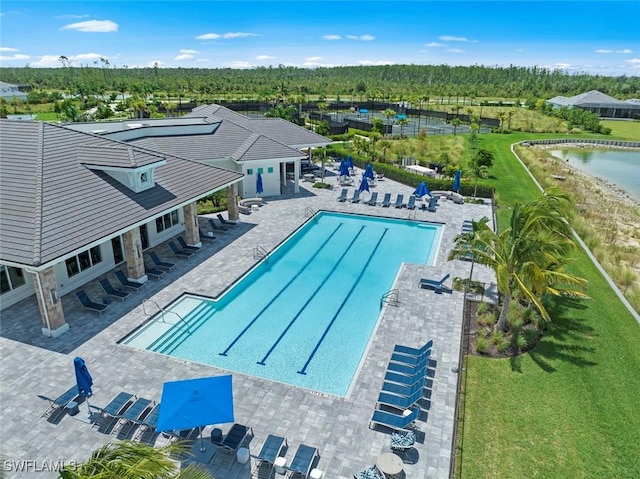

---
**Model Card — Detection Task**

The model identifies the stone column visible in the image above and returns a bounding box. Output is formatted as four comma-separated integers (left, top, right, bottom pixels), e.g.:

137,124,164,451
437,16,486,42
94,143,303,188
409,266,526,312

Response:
31,267,69,337
227,184,239,221
123,229,148,283
294,160,300,194
183,202,201,247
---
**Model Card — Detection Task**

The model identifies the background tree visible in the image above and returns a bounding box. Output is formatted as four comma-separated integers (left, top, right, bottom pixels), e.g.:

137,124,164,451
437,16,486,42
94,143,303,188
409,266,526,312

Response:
383,108,396,137
467,148,494,198
397,117,409,137
264,103,297,123
451,117,461,136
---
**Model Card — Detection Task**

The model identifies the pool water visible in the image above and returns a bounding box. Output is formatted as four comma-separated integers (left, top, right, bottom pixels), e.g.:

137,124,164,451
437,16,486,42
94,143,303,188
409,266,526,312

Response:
123,212,442,396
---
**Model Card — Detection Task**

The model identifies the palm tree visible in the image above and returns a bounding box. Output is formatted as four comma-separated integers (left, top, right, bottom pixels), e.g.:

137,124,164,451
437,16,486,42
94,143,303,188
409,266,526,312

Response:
383,109,396,137
497,110,508,133
59,440,214,479
264,104,297,123
449,191,589,332
451,117,461,136
397,117,409,137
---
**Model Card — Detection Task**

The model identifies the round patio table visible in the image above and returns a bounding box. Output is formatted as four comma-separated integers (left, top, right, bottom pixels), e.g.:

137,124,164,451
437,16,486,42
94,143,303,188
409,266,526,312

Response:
376,452,403,477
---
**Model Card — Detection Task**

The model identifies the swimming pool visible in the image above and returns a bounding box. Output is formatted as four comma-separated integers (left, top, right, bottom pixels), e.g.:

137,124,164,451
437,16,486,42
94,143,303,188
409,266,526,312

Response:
123,212,442,396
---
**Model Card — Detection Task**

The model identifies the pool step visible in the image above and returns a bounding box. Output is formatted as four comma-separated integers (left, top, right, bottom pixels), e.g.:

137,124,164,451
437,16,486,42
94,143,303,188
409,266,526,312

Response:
147,302,214,353
158,303,216,355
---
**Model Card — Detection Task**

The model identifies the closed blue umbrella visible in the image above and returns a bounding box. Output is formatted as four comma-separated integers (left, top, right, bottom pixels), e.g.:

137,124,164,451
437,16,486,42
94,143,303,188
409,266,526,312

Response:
256,172,264,196
358,176,369,193
339,160,350,177
74,356,93,415
364,163,375,179
413,181,429,198
157,375,234,452
347,156,353,170
453,170,461,192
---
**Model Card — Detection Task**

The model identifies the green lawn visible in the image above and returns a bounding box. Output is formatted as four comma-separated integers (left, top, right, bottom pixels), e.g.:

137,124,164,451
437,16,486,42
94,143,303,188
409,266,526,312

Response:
600,120,640,140
456,132,640,478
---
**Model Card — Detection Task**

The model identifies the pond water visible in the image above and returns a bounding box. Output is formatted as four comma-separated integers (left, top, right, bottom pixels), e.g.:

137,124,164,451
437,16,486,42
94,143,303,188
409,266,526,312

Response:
549,149,640,202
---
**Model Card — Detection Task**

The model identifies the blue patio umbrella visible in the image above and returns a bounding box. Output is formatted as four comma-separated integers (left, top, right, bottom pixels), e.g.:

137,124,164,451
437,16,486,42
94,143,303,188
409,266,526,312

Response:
347,156,354,170
74,356,93,415
413,181,429,198
358,176,369,193
157,375,234,452
453,170,461,193
256,172,264,196
364,163,375,179
339,160,350,177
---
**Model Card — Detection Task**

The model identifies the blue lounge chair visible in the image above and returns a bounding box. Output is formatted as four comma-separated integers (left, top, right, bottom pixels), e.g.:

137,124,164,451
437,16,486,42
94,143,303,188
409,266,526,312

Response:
394,339,433,358
353,466,385,479
168,241,194,259
117,397,154,435
93,392,135,429
212,423,254,469
217,213,237,227
385,367,427,387
199,227,216,242
377,388,423,411
406,195,417,210
390,429,417,453
115,270,145,291
177,236,201,253
251,434,287,477
144,263,165,279
149,252,175,270
38,386,82,420
366,191,378,206
100,278,130,301
370,407,419,431
350,189,361,203
390,351,430,367
75,290,109,315
427,195,438,212
381,377,426,398
337,188,348,202
286,444,319,478
135,402,161,438
419,273,451,294
394,194,405,208
381,193,392,207
208,217,230,232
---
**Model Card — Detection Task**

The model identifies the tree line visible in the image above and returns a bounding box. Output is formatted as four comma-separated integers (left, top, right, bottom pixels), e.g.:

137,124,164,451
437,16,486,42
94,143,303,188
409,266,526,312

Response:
2,63,638,103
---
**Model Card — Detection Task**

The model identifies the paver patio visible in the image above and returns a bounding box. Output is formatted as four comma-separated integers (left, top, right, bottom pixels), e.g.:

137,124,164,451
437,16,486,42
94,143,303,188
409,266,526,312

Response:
0,169,495,478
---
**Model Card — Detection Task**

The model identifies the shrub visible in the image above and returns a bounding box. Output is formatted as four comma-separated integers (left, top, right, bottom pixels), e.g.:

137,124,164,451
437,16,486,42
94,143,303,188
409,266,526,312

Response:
477,302,490,315
475,336,489,354
313,182,332,189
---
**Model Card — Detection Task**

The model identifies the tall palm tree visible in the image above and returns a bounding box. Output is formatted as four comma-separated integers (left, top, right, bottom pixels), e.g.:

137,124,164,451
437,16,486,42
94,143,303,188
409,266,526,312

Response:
397,117,409,137
449,191,589,331
59,440,214,479
264,104,297,123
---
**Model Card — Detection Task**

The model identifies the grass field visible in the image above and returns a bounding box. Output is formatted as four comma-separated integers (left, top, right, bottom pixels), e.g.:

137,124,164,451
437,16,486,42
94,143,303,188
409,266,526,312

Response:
600,120,640,140
455,132,640,479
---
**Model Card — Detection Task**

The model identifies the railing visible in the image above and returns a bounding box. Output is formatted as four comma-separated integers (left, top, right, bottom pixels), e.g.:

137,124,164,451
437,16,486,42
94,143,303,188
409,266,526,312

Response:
380,289,400,308
142,298,190,333
304,207,316,218
253,245,269,260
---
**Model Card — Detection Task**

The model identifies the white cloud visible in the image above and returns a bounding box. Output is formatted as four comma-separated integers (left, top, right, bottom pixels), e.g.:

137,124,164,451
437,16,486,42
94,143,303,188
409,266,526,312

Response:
625,58,640,66
425,42,446,47
196,32,257,40
0,54,30,61
359,59,395,66
554,63,572,69
439,35,472,42
446,49,464,53
305,56,322,62
175,54,195,61
30,55,63,67
347,35,358,40
0,47,19,52
61,20,118,33
73,53,103,61
55,14,90,19
360,34,375,41
148,60,168,68
323,34,342,40
196,33,221,40
223,60,253,69
256,55,276,60
179,49,198,54
596,48,633,54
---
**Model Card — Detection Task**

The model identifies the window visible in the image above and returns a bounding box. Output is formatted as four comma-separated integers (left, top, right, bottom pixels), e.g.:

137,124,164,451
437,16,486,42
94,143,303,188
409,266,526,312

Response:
111,236,124,264
0,266,26,295
247,169,253,175
257,168,264,174
65,246,103,278
267,167,274,173
155,211,179,233
140,172,148,183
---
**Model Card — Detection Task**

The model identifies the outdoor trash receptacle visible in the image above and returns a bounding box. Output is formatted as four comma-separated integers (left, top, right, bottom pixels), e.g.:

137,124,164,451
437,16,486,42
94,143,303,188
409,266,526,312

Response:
66,401,80,416
210,428,223,444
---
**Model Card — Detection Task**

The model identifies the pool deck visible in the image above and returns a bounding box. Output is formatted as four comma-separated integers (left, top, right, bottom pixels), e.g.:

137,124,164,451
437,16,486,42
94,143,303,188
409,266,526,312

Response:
0,170,496,478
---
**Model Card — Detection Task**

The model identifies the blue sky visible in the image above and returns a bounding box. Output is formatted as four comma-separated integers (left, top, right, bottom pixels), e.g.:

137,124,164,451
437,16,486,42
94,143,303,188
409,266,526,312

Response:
1,1,639,75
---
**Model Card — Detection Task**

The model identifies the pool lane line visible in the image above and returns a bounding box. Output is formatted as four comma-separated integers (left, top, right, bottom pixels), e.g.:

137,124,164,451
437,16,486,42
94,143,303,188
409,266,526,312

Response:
256,225,367,366
219,222,344,357
297,228,388,375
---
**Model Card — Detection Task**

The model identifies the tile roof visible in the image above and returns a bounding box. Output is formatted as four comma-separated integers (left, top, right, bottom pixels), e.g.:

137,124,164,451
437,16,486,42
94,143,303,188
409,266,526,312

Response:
0,121,243,268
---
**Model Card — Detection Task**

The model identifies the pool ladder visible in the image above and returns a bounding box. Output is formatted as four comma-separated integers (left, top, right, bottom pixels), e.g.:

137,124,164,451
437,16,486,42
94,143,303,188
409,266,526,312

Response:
380,289,400,308
253,245,269,260
304,207,316,218
142,298,191,333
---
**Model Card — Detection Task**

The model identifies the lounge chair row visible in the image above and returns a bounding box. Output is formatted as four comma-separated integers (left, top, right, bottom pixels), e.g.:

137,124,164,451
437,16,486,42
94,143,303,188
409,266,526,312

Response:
245,432,320,478
337,190,432,210
92,391,160,437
